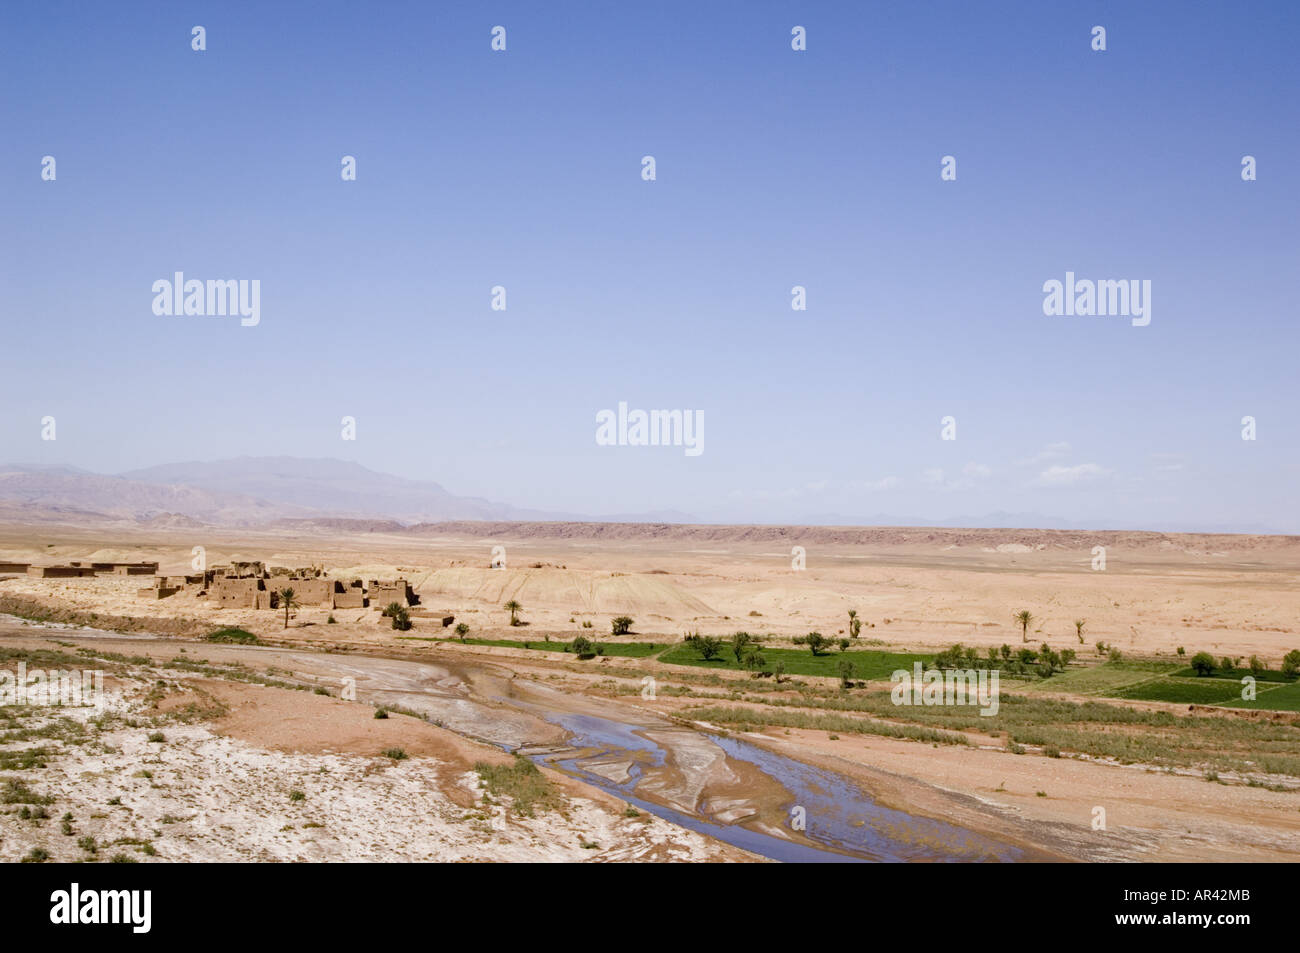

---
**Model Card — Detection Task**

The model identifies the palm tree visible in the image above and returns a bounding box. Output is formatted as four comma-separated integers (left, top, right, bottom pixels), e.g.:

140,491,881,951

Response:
847,609,861,638
1014,610,1034,643
1074,619,1086,643
279,587,297,630
504,599,522,626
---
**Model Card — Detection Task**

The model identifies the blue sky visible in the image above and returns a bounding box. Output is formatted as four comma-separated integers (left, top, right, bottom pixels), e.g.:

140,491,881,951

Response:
2,1,1297,531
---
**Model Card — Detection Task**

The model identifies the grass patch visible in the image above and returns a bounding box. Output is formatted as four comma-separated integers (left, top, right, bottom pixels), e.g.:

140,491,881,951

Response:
204,628,261,645
1225,682,1300,712
659,644,931,680
473,755,561,817
1022,660,1181,695
399,636,662,658
1172,666,1296,684
696,685,1300,779
1112,678,1249,706
1,779,54,805
682,704,971,746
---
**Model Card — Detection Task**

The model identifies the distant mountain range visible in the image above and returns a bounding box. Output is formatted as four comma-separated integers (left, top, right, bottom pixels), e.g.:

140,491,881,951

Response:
0,459,694,527
0,458,1283,535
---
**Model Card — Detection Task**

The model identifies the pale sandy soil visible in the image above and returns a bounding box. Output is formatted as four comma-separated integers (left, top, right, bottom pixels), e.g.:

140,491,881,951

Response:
0,651,752,863
2,522,1298,663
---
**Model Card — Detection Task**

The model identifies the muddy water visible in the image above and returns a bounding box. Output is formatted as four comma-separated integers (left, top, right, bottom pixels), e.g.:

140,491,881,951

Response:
4,623,1024,862
518,708,1023,863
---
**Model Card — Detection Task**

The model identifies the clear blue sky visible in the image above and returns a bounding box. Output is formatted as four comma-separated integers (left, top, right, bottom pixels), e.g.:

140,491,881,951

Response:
2,1,1297,531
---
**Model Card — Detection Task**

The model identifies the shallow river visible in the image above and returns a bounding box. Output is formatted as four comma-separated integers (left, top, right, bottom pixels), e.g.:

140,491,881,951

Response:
2,619,1025,863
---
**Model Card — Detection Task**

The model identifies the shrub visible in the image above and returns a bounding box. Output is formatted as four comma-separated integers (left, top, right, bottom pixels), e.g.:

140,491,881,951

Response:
570,635,596,659
793,631,831,656
205,628,260,645
382,748,408,761
1283,650,1300,678
289,790,306,802
454,622,470,641
147,731,165,743
1190,651,1216,676
374,708,389,719
390,607,412,631
684,633,724,660
474,755,559,817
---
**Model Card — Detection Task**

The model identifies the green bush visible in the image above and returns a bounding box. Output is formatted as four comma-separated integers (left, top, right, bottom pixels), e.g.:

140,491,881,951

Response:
793,632,831,656
684,633,724,660
205,628,260,645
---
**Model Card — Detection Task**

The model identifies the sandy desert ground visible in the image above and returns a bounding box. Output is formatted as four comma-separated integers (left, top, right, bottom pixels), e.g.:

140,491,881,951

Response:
2,519,1299,862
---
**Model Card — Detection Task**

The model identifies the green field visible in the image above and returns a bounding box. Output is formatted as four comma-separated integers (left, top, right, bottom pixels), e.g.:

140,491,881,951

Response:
1170,665,1294,683
1225,682,1300,712
1022,660,1181,695
656,643,930,680
1111,677,1250,705
397,636,663,658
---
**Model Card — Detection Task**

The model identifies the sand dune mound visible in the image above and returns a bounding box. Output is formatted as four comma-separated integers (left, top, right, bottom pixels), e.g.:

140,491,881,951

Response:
416,568,715,617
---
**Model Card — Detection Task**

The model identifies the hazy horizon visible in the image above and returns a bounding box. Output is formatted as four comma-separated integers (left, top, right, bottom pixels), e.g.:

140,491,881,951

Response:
1,455,1294,535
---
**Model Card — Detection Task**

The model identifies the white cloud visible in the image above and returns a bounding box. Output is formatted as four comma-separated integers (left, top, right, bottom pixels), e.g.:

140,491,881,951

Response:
1033,463,1113,486
1017,441,1072,466
1149,454,1185,473
923,464,990,491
